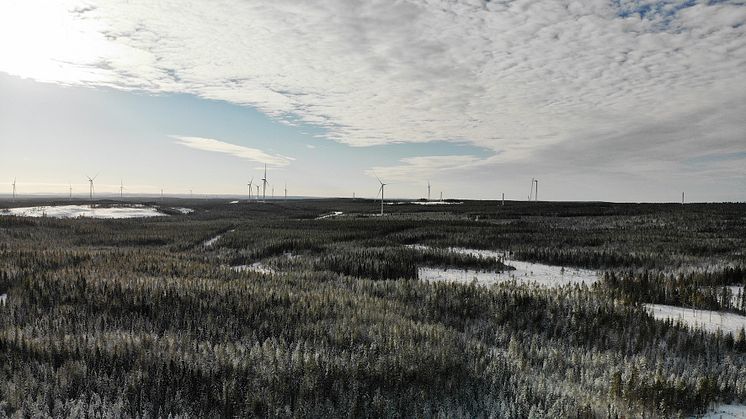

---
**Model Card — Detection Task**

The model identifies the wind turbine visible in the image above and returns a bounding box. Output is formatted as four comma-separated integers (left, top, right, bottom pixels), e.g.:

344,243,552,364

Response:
284,182,287,201
534,179,538,201
272,186,274,199
427,180,431,201
86,174,98,201
11,178,16,201
375,175,387,216
255,185,260,198
528,178,535,201
247,178,254,200
261,164,268,202
69,182,72,200
120,179,125,199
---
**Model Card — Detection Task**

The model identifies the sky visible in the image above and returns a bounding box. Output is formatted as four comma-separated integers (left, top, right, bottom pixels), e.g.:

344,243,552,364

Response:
0,0,745,202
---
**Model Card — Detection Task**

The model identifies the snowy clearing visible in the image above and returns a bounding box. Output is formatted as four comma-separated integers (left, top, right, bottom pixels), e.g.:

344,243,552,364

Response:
646,304,746,336
408,245,599,287
203,229,235,247
172,207,194,214
231,262,275,275
388,201,463,205
697,404,746,418
316,211,343,220
229,200,239,204
0,205,166,219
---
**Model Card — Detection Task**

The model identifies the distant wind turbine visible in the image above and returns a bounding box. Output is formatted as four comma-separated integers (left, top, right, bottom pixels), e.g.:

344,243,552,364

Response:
427,180,431,201
69,182,73,200
120,179,125,199
284,182,287,201
261,164,268,202
11,177,16,201
86,174,98,201
375,175,387,216
247,178,253,200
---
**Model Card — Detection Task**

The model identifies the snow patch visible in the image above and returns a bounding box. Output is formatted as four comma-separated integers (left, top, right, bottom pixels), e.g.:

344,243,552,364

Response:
231,262,275,275
316,211,343,220
387,201,463,205
203,229,235,247
1,205,166,219
645,304,746,336
229,200,239,204
0,294,6,306
697,404,746,418
172,207,194,214
409,245,599,288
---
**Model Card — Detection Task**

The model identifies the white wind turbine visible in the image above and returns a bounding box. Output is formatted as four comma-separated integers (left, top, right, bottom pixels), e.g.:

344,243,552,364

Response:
86,174,98,201
247,177,254,200
261,164,268,202
375,175,387,216
11,177,16,201
427,180,431,201
120,179,125,199
284,182,287,201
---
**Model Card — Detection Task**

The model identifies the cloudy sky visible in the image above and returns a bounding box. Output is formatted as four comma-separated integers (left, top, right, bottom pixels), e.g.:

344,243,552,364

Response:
1,0,744,201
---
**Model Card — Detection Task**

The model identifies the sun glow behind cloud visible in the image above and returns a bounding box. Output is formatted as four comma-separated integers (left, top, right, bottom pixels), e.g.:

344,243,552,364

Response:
171,135,293,167
0,1,115,84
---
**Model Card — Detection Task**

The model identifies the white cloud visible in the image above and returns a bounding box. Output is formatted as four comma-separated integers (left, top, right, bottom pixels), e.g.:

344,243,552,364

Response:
367,155,483,182
171,135,292,166
1,0,744,181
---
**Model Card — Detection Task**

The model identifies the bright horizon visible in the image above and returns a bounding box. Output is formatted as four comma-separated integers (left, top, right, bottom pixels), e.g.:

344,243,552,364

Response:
1,0,745,203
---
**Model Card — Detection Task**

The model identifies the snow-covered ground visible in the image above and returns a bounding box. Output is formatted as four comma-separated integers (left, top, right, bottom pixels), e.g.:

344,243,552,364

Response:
0,293,6,306
697,404,746,418
172,207,194,214
231,262,275,274
316,211,343,220
0,205,166,219
409,245,599,288
203,229,235,247
645,304,746,336
229,200,239,204
388,201,463,205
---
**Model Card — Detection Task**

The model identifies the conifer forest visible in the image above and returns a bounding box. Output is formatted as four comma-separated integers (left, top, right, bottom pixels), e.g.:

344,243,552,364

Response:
0,198,745,418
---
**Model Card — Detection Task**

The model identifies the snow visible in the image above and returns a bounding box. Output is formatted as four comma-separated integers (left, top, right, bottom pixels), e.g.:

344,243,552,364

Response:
410,201,463,205
387,201,463,205
172,207,194,214
0,205,166,219
645,304,746,336
408,245,599,288
316,211,343,220
229,200,239,204
697,404,746,418
0,294,6,306
203,229,235,247
231,262,275,274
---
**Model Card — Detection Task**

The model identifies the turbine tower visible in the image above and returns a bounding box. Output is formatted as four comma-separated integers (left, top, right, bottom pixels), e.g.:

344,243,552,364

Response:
69,183,72,200
86,174,98,201
11,177,16,201
247,178,253,200
255,185,260,198
427,180,431,201
261,164,268,202
534,179,538,201
120,179,125,199
529,178,535,201
376,176,387,216
284,182,287,201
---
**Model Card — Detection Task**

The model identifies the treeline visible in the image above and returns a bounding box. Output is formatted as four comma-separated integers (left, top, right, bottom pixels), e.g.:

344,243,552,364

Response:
604,267,746,314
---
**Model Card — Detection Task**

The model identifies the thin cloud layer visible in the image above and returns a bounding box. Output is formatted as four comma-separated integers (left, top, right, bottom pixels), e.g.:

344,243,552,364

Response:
1,0,744,182
172,136,292,167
